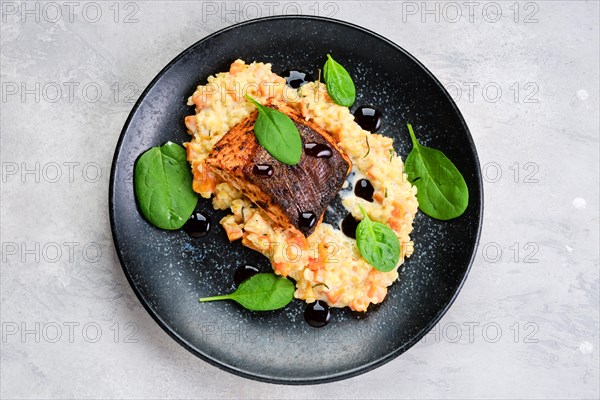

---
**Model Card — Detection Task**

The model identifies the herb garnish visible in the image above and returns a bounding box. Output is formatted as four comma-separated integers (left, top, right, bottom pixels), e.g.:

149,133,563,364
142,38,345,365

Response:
355,206,401,272
323,54,356,107
199,273,295,311
363,136,371,158
134,142,198,230
312,283,330,290
404,124,469,220
245,95,302,165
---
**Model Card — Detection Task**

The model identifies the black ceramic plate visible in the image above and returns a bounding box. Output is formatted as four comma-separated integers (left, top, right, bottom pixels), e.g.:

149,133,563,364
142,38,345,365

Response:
109,16,483,384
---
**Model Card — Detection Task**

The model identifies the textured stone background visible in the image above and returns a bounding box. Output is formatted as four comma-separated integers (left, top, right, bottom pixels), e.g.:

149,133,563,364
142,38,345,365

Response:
1,1,598,398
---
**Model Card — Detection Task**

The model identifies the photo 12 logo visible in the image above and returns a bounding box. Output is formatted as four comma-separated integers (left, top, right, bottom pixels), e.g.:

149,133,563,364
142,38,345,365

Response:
1,162,102,184
400,1,540,24
422,321,540,344
1,81,143,104
1,241,102,264
200,1,340,23
2,321,139,344
196,321,341,344
444,82,540,104
1,1,140,24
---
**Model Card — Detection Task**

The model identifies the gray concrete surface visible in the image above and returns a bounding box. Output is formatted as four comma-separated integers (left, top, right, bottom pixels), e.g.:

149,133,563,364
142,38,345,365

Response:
1,1,598,399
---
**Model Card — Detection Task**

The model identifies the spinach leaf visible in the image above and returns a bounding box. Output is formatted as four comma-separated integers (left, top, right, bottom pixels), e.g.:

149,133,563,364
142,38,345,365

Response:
404,124,469,220
199,273,295,311
245,95,302,165
356,206,401,272
323,54,356,107
134,142,198,230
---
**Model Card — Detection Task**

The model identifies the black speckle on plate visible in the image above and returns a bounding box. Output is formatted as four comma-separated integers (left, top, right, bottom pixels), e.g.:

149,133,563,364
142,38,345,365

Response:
110,16,482,385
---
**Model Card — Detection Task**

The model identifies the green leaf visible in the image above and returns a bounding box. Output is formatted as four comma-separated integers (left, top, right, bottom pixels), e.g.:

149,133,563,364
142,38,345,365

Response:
323,54,356,107
245,95,302,165
199,273,295,311
134,142,198,230
404,124,469,220
355,206,401,272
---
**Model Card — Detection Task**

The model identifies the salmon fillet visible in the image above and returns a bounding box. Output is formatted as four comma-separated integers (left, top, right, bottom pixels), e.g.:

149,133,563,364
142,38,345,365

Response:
206,100,352,236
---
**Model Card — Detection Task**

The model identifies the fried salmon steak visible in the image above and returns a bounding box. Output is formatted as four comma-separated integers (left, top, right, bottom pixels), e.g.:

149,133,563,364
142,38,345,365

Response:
206,101,352,237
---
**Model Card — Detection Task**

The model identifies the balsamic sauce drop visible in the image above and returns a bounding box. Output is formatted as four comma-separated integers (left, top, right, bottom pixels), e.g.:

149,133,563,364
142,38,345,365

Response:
252,164,274,177
233,264,260,286
281,70,313,89
304,300,331,328
304,142,333,158
299,212,317,232
355,179,375,202
341,213,360,239
183,212,211,238
354,106,382,133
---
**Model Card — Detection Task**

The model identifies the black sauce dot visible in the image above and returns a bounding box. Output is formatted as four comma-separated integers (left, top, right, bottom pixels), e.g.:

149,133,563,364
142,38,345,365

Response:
304,142,332,158
299,212,317,231
233,265,260,286
183,212,211,238
281,70,313,89
304,300,331,328
354,106,382,133
341,213,360,239
355,179,374,202
252,164,274,177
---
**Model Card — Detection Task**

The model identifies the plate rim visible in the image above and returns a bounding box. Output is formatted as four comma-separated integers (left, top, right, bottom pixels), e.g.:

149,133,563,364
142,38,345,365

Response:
109,14,484,385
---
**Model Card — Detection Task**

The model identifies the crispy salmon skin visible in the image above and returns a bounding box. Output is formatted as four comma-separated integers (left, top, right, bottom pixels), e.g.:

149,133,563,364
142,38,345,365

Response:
206,100,352,236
